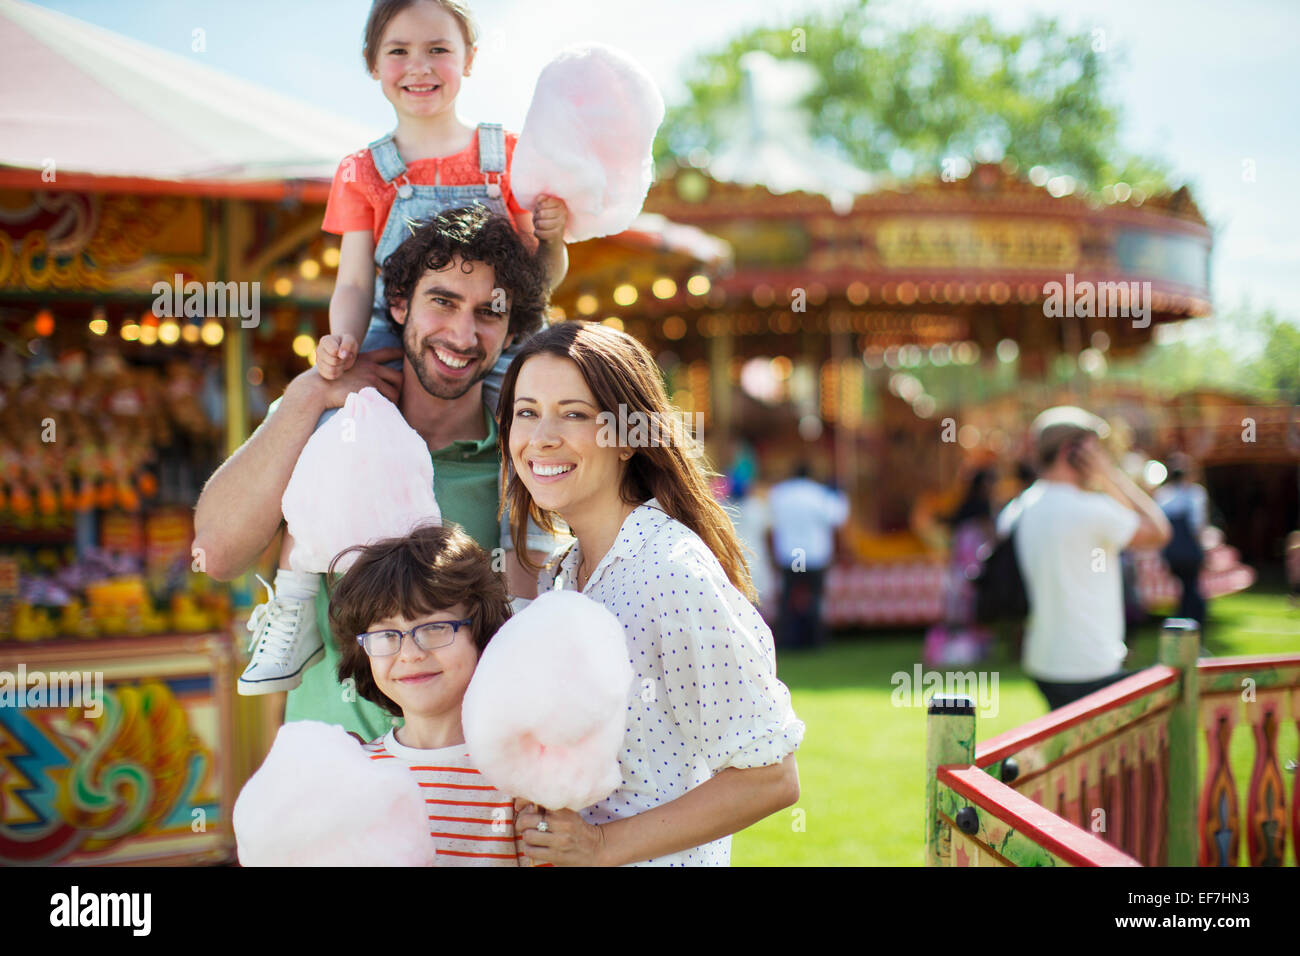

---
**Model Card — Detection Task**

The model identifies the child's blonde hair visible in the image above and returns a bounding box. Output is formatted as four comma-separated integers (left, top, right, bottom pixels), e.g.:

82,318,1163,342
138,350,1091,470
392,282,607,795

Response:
362,0,480,73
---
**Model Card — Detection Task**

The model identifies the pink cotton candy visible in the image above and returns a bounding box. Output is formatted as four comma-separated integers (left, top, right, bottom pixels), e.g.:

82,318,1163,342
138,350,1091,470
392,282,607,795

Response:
282,387,440,574
462,589,633,810
511,43,665,243
233,721,436,867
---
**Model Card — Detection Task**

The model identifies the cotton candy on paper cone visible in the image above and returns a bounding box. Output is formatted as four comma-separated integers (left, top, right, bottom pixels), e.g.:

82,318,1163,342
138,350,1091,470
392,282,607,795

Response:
511,43,665,242
233,721,436,867
282,387,440,573
462,590,633,809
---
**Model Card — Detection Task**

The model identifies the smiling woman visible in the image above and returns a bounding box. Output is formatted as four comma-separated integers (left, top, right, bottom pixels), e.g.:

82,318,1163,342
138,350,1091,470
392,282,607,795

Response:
499,322,749,592
497,321,804,866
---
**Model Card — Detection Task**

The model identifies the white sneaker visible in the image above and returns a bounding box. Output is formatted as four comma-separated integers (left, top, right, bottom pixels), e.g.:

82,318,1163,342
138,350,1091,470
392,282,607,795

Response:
237,574,324,695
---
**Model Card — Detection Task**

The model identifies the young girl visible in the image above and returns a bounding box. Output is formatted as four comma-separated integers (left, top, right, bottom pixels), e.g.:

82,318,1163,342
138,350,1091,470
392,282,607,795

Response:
498,322,804,866
329,523,525,865
238,0,567,695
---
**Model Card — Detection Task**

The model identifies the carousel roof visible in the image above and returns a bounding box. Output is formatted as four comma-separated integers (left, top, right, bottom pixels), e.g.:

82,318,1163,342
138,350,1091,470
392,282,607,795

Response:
0,0,374,184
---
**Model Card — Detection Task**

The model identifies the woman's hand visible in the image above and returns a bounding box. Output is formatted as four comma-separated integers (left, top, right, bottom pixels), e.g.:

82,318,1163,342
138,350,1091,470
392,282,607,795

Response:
514,799,608,866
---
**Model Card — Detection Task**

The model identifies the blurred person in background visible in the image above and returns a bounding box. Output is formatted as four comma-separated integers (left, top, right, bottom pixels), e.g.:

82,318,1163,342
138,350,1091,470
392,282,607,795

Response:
730,472,776,620
1155,452,1211,631
1002,407,1171,712
924,468,996,666
767,463,849,650
1014,460,1037,496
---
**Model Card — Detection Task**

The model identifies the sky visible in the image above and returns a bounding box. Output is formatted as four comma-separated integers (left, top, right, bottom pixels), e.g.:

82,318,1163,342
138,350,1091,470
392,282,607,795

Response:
22,0,1300,325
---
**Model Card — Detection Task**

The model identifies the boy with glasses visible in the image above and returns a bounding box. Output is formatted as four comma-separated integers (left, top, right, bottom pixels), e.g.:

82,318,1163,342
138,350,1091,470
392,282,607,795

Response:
330,522,525,865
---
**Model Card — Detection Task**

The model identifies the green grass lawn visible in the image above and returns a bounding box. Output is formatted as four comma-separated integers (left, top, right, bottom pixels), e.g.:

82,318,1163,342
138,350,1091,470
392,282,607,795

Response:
731,585,1300,866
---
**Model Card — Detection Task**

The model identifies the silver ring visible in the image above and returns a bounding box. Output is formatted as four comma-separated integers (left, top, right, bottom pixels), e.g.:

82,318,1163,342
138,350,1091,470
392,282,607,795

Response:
536,819,550,833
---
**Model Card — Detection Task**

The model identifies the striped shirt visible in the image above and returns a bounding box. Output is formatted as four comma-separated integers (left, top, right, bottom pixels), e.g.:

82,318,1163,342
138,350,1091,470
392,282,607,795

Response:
364,730,523,866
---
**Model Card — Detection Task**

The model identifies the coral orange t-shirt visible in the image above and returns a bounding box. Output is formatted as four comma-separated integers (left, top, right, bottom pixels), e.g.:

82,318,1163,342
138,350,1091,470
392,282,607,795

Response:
322,129,527,244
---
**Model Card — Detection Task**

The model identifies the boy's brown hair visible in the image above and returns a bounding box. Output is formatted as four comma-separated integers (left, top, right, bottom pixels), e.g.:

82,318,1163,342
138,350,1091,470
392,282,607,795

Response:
362,0,479,73
329,523,510,717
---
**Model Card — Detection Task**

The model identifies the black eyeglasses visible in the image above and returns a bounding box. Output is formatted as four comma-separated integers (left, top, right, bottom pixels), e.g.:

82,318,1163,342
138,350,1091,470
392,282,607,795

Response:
355,617,475,657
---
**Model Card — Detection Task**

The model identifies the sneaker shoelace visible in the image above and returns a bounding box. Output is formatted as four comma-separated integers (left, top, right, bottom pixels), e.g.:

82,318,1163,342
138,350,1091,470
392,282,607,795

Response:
245,574,304,666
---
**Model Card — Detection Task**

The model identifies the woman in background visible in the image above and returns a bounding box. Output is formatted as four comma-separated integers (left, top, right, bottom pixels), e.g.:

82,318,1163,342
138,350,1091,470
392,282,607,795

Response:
1155,452,1210,631
924,468,996,666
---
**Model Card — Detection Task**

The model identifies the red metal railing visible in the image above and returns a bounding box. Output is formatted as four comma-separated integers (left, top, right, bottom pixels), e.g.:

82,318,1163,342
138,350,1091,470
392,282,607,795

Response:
936,765,1141,867
927,619,1300,867
1195,654,1300,866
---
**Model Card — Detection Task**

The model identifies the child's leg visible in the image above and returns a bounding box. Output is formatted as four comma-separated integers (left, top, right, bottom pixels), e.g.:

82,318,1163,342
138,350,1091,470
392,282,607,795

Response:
238,526,324,695
240,309,407,696
237,556,323,695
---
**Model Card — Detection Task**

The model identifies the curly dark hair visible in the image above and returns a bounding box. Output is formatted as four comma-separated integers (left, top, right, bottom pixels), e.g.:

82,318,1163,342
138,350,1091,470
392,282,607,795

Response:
379,205,548,342
329,523,512,718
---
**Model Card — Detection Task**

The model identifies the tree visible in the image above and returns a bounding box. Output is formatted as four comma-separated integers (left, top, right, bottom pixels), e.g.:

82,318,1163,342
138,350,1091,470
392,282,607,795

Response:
1248,313,1300,399
1108,307,1300,402
660,0,1169,196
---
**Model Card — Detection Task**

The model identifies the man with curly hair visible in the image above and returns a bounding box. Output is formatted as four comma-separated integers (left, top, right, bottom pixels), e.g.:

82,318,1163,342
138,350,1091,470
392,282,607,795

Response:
194,207,556,738
376,206,549,411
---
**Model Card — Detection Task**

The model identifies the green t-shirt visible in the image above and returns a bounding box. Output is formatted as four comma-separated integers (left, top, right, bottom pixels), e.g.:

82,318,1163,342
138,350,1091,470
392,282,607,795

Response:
283,401,503,738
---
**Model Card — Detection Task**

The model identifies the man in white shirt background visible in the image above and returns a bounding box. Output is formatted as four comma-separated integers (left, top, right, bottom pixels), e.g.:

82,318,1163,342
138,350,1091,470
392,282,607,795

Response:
998,407,1172,711
767,464,850,650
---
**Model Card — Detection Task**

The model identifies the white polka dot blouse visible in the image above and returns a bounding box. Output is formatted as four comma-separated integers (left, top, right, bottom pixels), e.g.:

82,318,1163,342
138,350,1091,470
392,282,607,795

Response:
538,497,806,866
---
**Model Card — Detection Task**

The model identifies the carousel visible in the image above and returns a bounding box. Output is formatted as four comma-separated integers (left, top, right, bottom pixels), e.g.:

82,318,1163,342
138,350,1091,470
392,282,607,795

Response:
542,51,1228,627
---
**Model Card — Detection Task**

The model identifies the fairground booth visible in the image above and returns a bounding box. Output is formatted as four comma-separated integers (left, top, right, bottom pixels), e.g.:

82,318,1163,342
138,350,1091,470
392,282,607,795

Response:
0,2,722,865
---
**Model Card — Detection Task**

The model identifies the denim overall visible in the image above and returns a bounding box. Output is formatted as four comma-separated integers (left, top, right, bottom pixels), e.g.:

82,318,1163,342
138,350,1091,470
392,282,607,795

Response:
356,122,520,417
322,123,548,552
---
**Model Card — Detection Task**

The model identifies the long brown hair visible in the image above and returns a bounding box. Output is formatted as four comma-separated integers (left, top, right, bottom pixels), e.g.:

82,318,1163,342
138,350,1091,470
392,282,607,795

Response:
497,322,756,602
